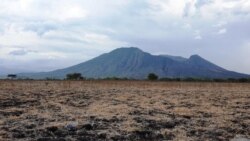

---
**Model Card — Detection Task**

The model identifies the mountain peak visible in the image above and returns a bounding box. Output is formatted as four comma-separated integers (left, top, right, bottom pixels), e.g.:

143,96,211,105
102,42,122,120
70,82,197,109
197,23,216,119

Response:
109,47,145,56
189,54,211,64
113,47,142,52
190,54,202,59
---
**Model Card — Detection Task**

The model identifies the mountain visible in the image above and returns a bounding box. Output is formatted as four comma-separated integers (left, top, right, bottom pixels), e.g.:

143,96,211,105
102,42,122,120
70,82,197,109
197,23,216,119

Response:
19,47,249,79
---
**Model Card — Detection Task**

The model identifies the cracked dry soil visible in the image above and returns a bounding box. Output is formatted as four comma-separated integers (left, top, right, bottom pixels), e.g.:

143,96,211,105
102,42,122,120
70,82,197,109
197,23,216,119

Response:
0,80,249,141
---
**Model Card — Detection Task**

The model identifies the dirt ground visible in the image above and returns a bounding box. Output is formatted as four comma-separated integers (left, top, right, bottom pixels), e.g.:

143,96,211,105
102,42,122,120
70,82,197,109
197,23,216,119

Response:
0,80,249,141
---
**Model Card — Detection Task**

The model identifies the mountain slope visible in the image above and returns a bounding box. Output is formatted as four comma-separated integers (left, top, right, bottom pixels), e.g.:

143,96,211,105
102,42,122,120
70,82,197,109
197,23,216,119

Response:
19,47,249,79
159,55,187,62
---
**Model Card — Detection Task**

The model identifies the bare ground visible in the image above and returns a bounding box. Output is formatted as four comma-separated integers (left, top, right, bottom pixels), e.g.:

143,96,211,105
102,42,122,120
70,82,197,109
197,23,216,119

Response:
0,80,249,141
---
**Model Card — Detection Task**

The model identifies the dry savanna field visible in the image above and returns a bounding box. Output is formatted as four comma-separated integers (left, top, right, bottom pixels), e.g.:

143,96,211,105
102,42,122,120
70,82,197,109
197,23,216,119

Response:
0,80,249,141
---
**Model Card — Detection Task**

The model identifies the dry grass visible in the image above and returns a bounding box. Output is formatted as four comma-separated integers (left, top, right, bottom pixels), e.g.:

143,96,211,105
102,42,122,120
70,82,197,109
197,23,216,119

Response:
0,80,249,141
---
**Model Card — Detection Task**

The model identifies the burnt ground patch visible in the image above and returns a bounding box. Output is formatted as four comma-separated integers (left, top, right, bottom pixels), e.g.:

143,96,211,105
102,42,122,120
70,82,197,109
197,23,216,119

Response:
0,98,38,108
0,81,249,140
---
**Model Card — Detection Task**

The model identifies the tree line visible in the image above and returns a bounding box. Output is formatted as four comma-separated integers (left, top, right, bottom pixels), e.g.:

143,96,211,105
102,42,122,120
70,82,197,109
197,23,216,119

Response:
4,73,250,83
64,72,250,83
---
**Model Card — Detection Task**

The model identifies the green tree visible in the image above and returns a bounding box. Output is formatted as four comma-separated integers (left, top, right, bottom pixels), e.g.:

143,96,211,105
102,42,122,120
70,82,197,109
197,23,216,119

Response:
238,78,248,83
147,73,158,80
7,74,17,79
66,73,85,80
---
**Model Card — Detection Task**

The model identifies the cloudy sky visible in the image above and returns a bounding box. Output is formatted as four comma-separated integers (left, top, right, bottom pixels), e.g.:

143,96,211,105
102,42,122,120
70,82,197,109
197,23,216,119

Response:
0,0,250,74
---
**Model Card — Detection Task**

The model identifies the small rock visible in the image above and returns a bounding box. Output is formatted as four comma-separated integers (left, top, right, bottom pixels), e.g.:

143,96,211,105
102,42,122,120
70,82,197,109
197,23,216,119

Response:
65,122,78,131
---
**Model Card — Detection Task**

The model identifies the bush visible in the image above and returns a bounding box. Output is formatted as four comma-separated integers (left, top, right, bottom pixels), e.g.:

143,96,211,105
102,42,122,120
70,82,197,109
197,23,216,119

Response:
213,78,225,82
102,77,129,80
227,78,237,82
66,73,85,80
173,78,181,81
147,73,158,80
7,74,17,79
238,78,248,83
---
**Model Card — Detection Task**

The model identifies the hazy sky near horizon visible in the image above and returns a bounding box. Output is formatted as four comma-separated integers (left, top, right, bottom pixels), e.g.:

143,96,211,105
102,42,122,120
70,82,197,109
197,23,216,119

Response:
0,0,250,74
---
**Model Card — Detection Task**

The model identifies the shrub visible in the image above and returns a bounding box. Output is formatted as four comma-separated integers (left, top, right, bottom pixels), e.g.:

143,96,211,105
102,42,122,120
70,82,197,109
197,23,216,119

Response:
212,78,222,82
147,73,158,80
66,73,85,80
7,74,17,79
238,78,248,83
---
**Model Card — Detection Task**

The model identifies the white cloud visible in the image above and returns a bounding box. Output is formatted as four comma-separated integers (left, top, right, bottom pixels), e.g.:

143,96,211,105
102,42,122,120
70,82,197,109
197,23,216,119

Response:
0,0,87,22
194,30,202,40
0,0,250,73
213,21,228,27
217,28,227,34
148,0,187,17
194,35,202,40
182,23,192,30
199,0,250,21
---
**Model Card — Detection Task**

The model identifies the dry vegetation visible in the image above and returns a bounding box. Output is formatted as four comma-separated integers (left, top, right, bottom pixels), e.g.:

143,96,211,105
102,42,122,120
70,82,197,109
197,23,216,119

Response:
0,80,249,141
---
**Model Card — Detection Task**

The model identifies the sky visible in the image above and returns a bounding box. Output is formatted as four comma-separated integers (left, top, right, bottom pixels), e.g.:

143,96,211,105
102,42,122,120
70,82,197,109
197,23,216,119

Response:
0,0,250,74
